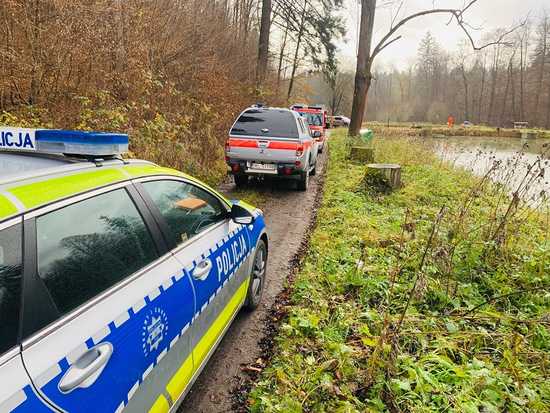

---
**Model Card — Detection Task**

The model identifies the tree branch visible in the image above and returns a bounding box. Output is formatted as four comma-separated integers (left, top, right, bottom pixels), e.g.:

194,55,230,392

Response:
369,0,523,61
375,35,403,56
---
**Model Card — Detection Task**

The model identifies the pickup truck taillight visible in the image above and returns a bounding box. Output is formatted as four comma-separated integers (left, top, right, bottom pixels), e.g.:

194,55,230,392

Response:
296,144,304,157
225,139,230,152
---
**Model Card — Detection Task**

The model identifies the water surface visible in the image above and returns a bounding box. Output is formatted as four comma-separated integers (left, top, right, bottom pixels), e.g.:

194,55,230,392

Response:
427,136,550,203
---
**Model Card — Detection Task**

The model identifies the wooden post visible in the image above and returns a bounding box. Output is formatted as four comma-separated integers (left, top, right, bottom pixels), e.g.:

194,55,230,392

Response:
349,146,374,162
364,163,402,191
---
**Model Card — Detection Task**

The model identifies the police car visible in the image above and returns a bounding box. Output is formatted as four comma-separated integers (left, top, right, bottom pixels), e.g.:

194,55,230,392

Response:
0,127,268,412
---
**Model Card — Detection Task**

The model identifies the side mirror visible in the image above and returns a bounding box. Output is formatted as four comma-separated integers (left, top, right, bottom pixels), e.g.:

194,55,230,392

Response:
312,130,322,138
230,203,255,225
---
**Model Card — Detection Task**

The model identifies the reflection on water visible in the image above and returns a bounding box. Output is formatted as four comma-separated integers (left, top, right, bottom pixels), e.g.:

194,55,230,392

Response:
427,136,550,204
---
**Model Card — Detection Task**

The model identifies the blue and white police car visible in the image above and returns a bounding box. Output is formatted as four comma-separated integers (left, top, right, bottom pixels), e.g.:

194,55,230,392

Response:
0,127,268,412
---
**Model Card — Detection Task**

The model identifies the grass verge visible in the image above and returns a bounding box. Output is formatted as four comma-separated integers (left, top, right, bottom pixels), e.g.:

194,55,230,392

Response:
248,130,550,412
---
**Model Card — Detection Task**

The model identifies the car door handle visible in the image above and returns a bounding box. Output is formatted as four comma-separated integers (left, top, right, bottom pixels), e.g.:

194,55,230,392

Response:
192,258,212,281
58,343,113,393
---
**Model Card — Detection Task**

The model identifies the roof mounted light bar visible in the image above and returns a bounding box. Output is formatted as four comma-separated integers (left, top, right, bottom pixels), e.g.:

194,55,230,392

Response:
290,104,325,111
0,127,129,157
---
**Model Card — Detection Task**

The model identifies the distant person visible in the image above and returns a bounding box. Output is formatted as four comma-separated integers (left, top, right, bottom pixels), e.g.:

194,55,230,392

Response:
447,115,455,128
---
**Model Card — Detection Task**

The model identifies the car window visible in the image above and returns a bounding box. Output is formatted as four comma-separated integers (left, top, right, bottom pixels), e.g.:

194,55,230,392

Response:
301,112,323,127
36,189,158,315
0,223,22,355
142,180,228,246
298,118,307,135
230,109,299,139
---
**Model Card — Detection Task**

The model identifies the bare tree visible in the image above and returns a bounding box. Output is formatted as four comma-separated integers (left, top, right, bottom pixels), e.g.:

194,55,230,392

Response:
257,0,272,87
349,0,523,136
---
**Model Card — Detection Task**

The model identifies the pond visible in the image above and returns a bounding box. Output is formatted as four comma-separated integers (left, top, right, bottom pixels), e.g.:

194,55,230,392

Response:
427,136,550,204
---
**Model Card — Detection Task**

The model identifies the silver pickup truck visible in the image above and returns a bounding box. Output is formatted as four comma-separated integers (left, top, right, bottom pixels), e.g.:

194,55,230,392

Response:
225,105,319,190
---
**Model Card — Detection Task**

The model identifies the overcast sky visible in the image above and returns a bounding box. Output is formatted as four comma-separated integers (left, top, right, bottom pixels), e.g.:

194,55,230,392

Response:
338,0,546,71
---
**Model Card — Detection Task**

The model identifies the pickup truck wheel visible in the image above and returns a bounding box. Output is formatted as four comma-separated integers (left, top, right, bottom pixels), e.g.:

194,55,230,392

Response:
243,239,267,311
234,174,248,188
297,168,309,191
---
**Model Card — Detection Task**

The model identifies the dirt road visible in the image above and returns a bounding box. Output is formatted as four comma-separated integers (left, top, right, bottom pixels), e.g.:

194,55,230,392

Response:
178,150,327,412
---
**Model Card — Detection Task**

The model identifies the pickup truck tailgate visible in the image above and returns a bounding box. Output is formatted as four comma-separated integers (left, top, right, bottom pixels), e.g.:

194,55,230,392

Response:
227,137,299,163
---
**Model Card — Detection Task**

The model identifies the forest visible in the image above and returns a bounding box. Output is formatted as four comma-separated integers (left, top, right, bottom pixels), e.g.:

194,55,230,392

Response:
300,11,550,129
366,19,550,128
3,1,549,148
0,0,344,183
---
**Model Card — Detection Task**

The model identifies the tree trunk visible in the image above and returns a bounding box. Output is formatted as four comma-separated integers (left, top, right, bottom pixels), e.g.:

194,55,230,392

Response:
519,34,526,121
477,57,486,124
287,2,307,100
500,57,513,127
364,163,402,191
487,46,500,125
349,0,377,136
461,64,469,121
276,24,288,91
534,16,548,126
256,0,271,86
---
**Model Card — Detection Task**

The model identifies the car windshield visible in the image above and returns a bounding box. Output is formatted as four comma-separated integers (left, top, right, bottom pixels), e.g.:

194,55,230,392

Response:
300,112,323,127
230,109,299,139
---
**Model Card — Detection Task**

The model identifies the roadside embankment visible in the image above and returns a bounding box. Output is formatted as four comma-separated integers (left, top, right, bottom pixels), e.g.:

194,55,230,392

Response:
248,130,550,412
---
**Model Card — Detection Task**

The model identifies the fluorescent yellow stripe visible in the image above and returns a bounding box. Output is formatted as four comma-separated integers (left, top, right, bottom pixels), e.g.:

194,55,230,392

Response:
9,169,127,209
123,165,185,179
165,279,250,403
0,194,18,220
148,394,170,413
194,279,249,366
5,161,231,213
124,165,232,205
165,355,193,403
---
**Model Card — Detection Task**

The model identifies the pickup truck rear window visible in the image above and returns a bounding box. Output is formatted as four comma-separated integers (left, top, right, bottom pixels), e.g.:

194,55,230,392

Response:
230,109,299,139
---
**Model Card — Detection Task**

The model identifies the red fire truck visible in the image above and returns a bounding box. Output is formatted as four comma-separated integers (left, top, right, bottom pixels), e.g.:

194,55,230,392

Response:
290,104,328,153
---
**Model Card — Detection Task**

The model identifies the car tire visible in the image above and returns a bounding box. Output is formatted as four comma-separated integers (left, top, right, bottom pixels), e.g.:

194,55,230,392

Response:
234,174,248,188
243,239,267,311
297,168,309,191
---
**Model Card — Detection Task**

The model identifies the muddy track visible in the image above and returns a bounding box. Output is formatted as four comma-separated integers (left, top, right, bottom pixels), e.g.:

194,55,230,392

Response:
178,149,328,412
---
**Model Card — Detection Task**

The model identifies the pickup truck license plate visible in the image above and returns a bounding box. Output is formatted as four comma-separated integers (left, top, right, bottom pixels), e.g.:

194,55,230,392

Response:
250,163,276,171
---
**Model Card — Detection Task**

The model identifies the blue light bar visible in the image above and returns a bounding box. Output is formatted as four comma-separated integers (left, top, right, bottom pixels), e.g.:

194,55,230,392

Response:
0,127,128,157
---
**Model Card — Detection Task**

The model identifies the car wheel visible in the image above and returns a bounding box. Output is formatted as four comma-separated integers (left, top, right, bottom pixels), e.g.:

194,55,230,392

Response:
297,167,309,191
243,239,267,311
234,174,248,188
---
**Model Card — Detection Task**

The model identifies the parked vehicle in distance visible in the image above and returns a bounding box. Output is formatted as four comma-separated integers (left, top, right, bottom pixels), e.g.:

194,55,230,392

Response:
226,105,318,191
0,127,268,413
290,104,328,153
332,115,351,127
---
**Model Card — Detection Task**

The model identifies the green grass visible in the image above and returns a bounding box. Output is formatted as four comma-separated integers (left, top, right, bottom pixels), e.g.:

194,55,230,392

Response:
249,130,550,412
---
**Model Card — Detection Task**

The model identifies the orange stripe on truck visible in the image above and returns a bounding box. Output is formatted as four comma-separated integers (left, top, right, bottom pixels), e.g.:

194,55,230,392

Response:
228,138,258,148
228,138,310,150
